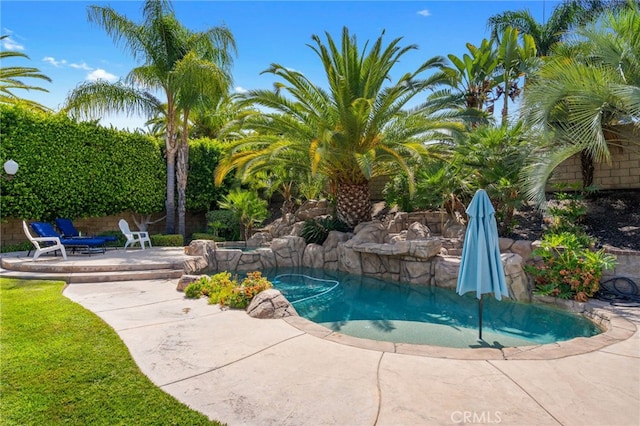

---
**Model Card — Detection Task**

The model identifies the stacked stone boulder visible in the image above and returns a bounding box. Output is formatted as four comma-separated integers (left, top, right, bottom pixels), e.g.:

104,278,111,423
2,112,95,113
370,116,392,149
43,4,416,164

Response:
182,209,534,302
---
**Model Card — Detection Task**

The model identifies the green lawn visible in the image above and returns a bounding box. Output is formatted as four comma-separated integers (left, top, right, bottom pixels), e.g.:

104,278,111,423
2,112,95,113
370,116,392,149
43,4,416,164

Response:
0,278,222,425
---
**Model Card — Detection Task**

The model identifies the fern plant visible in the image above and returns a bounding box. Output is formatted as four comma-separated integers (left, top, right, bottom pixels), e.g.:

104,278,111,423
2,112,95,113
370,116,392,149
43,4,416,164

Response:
300,216,350,245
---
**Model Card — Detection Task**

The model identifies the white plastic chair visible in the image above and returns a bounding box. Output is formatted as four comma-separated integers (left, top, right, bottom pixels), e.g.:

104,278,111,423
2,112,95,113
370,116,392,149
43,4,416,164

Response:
23,220,67,260
118,219,152,250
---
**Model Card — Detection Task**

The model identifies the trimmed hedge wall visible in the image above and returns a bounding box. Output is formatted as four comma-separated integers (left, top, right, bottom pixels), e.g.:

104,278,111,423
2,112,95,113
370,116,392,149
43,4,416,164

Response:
0,105,166,221
186,138,230,213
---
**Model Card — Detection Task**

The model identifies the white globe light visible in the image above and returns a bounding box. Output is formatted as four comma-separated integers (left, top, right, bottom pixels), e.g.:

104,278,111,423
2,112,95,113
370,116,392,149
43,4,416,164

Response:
3,159,19,175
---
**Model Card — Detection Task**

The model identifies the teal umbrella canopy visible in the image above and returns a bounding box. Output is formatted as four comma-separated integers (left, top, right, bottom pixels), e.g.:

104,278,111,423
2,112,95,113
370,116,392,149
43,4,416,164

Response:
456,189,509,341
457,189,509,300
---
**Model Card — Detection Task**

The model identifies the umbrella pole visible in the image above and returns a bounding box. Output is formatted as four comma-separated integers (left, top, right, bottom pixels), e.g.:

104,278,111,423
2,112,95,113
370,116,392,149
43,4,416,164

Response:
478,295,483,340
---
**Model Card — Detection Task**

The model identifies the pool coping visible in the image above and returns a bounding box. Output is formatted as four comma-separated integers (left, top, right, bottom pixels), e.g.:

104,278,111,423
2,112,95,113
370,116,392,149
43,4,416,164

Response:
281,301,637,360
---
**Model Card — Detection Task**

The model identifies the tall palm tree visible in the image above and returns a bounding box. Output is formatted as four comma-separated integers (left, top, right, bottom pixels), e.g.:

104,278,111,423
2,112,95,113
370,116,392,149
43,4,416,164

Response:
488,0,602,57
0,35,51,112
494,27,538,125
441,38,499,115
64,0,235,236
216,27,464,227
523,4,640,206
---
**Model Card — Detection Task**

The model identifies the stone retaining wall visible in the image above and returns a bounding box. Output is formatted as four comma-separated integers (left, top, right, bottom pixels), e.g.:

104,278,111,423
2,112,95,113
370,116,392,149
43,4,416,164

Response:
184,221,534,302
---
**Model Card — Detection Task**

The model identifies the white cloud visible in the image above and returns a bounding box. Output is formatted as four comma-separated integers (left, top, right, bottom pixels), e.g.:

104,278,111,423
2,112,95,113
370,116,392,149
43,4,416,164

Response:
2,36,25,51
417,9,431,17
70,62,92,71
234,86,248,94
87,69,117,82
43,56,67,67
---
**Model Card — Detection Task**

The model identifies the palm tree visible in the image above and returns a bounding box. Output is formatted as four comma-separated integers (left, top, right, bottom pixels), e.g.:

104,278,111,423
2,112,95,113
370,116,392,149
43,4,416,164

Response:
215,27,464,227
494,27,538,125
523,4,640,205
441,38,499,115
64,0,235,237
0,35,52,112
488,1,602,57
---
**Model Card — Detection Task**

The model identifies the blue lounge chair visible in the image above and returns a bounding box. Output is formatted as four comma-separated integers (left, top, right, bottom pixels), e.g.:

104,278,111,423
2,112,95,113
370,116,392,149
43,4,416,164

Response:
55,218,118,243
30,222,107,254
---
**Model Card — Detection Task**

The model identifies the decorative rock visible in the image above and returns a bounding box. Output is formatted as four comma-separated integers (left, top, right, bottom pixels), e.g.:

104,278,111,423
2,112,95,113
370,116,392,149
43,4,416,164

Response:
499,237,514,252
400,259,433,285
246,289,298,319
349,221,387,244
502,253,531,302
387,212,408,233
176,274,208,292
295,199,333,221
433,256,461,290
302,243,325,269
183,256,210,274
246,232,271,248
510,240,533,262
271,236,306,267
442,218,466,239
268,213,297,238
406,222,431,240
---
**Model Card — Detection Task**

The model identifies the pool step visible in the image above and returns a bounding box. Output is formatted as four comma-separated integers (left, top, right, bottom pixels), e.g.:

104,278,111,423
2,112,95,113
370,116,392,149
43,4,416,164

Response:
0,268,185,283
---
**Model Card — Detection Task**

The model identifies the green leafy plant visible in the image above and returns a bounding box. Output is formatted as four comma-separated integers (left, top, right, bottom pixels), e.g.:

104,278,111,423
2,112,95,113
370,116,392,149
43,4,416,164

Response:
300,216,351,245
525,233,616,301
150,234,184,247
205,209,240,240
183,271,272,309
190,232,225,242
218,189,268,241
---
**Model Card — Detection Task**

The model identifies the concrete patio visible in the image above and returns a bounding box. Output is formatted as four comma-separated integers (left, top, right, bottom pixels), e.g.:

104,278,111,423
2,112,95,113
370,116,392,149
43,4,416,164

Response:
2,248,639,425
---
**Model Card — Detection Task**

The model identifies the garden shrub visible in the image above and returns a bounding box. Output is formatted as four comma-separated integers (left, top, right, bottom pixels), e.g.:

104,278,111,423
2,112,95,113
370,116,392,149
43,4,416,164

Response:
190,233,225,242
525,188,616,302
205,209,240,241
300,216,350,245
0,104,165,221
525,233,616,301
150,234,184,247
183,271,273,309
186,138,234,212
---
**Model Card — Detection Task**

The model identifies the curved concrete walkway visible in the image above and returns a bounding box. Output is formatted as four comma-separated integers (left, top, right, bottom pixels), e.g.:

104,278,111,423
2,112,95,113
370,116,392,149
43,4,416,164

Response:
62,278,640,426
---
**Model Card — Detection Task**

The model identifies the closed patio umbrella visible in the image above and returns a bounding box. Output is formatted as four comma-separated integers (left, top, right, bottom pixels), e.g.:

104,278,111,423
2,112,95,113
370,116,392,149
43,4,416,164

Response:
456,189,509,340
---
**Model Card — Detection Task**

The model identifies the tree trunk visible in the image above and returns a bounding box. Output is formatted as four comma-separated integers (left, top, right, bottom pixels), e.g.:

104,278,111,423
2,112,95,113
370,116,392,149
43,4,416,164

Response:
176,117,190,242
165,104,177,234
336,181,371,228
165,143,177,234
501,80,509,127
580,150,594,188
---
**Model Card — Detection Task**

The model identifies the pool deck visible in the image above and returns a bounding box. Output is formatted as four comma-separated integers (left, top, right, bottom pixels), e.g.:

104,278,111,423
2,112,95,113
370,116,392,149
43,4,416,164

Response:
2,248,639,425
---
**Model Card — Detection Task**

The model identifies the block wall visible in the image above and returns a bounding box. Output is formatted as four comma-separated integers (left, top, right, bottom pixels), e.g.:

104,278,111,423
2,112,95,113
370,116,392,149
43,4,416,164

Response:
1,211,207,248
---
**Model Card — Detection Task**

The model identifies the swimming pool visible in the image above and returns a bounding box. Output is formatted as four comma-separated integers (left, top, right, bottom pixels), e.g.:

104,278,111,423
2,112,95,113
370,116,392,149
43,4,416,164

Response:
262,267,602,349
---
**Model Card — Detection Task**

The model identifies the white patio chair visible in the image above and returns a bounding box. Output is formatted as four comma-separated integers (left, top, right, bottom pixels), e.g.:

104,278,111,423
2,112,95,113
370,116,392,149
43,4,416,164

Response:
118,219,152,250
22,220,67,260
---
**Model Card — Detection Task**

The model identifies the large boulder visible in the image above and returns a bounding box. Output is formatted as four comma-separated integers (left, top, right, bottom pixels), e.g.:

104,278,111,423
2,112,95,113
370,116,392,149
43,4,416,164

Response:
268,213,297,238
348,221,388,244
295,199,333,221
246,289,298,319
406,222,431,240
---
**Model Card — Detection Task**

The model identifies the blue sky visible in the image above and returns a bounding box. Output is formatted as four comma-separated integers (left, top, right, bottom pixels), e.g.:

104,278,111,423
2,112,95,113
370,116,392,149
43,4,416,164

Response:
2,1,558,130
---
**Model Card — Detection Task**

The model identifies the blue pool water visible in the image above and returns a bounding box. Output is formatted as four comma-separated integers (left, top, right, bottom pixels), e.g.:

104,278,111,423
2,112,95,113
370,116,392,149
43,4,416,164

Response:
261,267,602,349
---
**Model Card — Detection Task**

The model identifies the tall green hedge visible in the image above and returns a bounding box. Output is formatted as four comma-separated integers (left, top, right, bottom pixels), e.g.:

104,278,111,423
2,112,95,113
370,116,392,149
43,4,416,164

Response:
0,105,166,220
187,138,233,213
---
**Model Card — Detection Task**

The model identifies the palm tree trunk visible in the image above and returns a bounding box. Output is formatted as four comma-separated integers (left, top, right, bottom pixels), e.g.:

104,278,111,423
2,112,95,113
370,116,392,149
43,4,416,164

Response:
165,138,177,235
336,181,371,228
176,115,190,241
580,150,594,188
